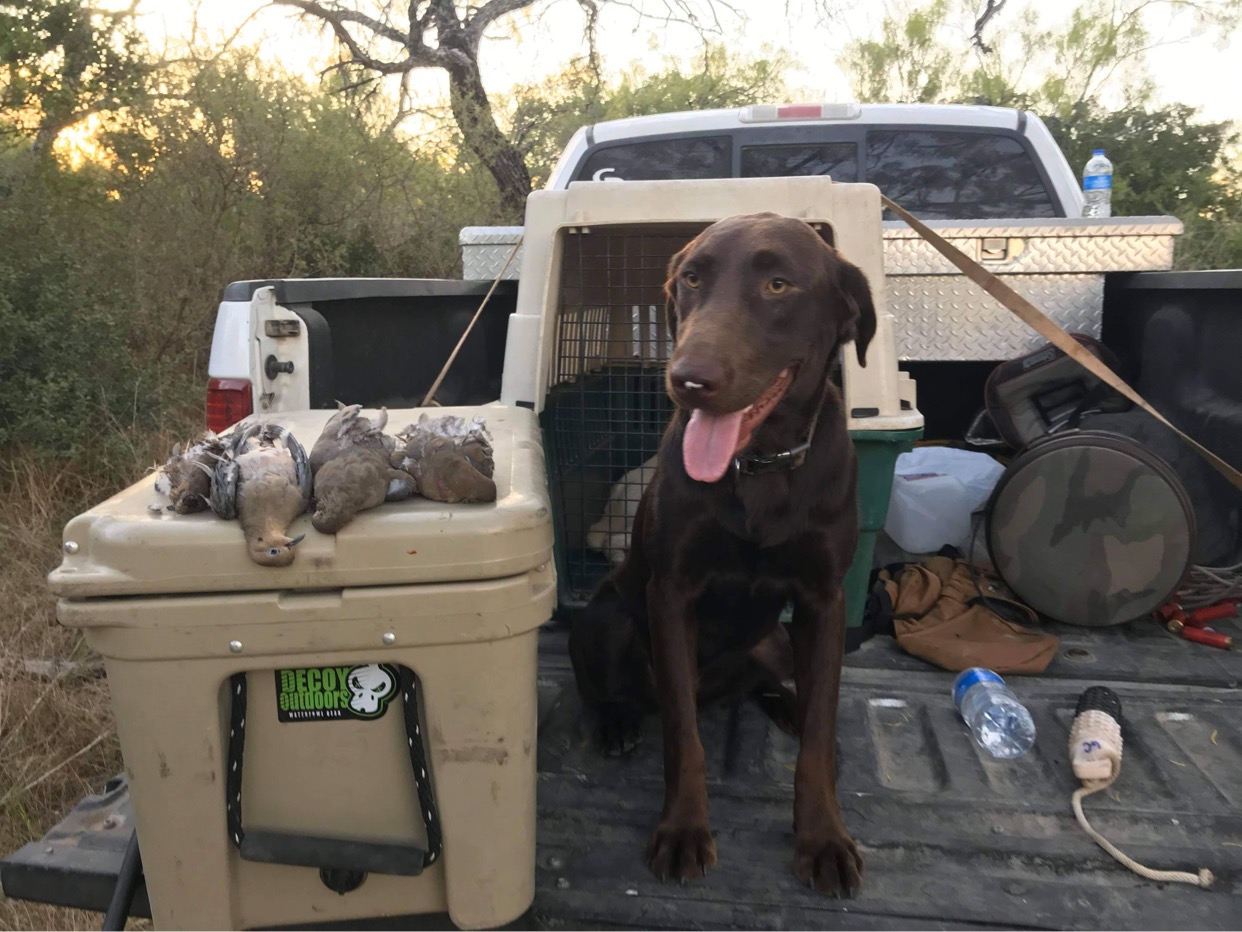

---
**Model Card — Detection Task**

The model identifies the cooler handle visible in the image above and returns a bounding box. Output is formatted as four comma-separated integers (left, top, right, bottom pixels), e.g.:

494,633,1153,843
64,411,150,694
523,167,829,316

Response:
225,664,443,876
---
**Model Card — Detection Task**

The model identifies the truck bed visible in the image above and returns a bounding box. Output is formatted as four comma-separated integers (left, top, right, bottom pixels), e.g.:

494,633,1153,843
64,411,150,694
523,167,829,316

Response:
5,618,1239,930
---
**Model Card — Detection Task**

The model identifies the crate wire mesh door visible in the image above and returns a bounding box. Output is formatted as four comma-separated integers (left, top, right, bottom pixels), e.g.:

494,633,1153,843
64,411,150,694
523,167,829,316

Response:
543,223,707,608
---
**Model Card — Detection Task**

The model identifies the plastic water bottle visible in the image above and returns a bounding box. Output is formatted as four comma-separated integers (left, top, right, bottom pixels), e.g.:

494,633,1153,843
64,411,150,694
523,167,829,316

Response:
1081,149,1113,218
952,668,1036,759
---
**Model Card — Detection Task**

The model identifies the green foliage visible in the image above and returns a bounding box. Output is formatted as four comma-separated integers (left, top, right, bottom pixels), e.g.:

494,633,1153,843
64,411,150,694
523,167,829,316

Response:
106,55,495,299
1045,103,1242,269
0,0,149,152
839,0,1242,269
0,51,502,455
840,0,957,105
603,45,789,117
509,44,789,187
840,0,1239,118
0,153,154,451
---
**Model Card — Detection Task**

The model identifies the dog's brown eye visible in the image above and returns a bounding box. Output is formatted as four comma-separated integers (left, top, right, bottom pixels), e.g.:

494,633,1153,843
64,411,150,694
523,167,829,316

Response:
767,278,789,294
683,271,700,289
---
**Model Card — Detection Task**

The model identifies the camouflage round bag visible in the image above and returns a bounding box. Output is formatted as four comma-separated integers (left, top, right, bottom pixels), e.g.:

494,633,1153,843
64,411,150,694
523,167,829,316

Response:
986,430,1195,627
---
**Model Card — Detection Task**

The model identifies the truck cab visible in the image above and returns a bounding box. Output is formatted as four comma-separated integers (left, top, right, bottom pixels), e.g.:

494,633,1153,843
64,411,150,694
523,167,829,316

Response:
548,102,1084,219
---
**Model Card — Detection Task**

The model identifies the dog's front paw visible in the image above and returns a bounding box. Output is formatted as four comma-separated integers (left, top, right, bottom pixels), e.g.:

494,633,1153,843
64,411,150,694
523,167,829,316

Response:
596,700,643,756
646,820,718,882
794,830,864,897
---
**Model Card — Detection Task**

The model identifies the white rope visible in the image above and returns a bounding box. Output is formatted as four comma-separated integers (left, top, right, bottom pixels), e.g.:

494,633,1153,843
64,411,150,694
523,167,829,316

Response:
1068,709,1214,889
1176,562,1242,609
421,237,523,407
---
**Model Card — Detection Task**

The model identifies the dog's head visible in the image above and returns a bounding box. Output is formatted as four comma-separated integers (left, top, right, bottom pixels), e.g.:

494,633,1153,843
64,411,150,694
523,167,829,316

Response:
661,213,877,482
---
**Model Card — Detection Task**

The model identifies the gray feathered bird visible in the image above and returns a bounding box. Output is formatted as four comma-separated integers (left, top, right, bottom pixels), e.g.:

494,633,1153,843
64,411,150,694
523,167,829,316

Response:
309,404,414,533
310,403,399,477
312,448,414,533
155,432,228,514
395,414,497,504
211,423,312,566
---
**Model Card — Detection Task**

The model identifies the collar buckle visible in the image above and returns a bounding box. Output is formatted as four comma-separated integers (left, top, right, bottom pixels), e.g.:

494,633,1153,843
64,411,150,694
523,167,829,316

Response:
733,440,811,476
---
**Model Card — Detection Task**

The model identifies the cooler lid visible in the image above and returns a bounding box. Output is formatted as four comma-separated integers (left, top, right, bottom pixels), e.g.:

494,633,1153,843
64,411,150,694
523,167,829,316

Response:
49,405,553,600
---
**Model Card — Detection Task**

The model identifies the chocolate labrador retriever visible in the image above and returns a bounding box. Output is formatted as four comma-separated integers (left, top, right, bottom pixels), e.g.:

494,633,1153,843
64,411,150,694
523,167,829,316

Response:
569,212,877,895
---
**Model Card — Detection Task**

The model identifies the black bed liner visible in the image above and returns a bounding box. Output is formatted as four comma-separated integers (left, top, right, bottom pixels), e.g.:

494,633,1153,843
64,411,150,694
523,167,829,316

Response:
534,619,1240,930
4,620,1239,930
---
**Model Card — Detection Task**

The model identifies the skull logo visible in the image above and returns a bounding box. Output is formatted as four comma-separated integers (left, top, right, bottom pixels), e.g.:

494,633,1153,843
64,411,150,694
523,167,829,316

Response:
346,664,397,715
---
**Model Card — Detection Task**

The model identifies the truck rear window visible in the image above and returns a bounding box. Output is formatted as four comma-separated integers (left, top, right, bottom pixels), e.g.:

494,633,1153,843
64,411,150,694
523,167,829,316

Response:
577,136,731,182
741,143,858,181
866,130,1055,219
573,128,1057,219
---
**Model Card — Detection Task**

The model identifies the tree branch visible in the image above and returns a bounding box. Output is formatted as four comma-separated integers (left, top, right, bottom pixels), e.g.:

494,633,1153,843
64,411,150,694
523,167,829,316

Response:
408,0,427,51
463,0,540,48
598,0,742,38
271,0,412,49
271,0,442,72
972,0,1008,54
576,0,603,82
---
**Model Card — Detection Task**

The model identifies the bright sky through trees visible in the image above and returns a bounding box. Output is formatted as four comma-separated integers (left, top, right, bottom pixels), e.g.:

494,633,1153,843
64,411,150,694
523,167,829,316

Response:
132,0,1238,122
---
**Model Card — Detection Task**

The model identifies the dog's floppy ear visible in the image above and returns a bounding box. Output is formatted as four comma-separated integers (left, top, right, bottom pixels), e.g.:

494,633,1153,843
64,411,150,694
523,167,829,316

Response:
834,256,877,368
662,240,693,344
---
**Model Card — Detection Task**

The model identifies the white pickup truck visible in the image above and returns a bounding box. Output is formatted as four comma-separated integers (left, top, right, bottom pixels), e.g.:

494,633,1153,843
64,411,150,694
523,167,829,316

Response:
205,103,1182,438
203,102,1092,426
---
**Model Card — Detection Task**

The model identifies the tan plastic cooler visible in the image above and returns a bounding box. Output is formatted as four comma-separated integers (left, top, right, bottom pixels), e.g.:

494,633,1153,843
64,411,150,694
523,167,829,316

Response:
49,404,555,931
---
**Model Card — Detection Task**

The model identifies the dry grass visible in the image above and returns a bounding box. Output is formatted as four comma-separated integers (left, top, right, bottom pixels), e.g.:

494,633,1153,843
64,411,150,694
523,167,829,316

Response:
0,416,198,931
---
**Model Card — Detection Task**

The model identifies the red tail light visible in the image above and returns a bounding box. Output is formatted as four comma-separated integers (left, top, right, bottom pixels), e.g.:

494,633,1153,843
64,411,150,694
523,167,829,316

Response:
206,378,253,433
776,104,824,119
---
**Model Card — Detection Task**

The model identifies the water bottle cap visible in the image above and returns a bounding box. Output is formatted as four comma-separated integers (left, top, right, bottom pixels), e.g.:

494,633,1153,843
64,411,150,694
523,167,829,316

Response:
1092,148,1105,155
953,667,1004,706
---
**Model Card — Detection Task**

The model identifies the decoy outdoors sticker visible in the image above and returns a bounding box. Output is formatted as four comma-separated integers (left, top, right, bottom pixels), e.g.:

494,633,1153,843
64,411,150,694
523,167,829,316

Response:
274,663,400,722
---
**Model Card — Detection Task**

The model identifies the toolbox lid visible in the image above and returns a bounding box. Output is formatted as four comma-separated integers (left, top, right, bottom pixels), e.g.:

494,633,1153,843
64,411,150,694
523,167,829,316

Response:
49,405,553,600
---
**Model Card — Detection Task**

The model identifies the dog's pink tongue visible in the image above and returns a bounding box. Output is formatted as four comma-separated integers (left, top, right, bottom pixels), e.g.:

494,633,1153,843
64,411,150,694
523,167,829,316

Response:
683,408,744,483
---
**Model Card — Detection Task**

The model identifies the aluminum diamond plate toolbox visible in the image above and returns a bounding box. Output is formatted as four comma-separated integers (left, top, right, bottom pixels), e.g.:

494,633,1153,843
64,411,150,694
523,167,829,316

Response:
881,217,1182,275
461,226,524,280
882,216,1180,360
889,274,1103,361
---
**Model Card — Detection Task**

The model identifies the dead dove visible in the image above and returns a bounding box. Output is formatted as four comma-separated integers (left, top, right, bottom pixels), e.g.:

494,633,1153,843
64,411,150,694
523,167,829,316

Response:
395,414,497,504
312,447,414,533
154,432,227,514
309,405,414,533
210,423,312,566
309,403,399,479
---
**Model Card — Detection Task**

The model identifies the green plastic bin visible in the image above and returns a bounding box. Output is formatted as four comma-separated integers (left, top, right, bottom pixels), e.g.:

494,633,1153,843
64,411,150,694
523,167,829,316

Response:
843,427,923,629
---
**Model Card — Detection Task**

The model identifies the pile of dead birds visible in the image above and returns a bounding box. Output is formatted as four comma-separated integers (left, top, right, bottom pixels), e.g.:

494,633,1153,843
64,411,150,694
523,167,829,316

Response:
154,405,496,566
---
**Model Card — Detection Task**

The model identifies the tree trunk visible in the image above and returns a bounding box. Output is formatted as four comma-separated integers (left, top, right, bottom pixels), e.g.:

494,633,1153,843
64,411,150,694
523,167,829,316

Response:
445,56,532,221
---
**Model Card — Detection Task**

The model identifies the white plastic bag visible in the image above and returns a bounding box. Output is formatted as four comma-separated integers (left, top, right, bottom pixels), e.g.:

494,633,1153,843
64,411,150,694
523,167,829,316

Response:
884,447,1006,554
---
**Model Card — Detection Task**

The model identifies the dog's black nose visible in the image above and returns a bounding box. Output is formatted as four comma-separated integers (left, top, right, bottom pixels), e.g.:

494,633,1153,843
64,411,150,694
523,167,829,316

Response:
669,358,723,403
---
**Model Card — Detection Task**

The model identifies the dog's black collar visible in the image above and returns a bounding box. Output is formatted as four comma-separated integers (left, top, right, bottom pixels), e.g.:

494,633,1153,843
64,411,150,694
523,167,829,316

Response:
732,368,837,477
733,440,811,475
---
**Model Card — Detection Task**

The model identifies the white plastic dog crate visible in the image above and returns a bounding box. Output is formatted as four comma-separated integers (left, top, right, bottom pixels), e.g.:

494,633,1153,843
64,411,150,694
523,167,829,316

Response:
498,177,924,613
